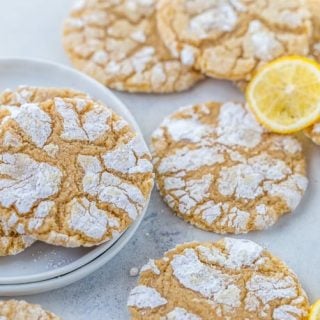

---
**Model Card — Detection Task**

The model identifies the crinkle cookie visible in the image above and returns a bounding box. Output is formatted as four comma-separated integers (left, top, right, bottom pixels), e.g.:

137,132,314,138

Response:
0,97,153,247
0,224,35,257
0,87,87,255
156,0,312,80
151,102,307,234
304,0,320,145
128,238,309,320
62,0,202,93
0,300,60,320
0,86,87,107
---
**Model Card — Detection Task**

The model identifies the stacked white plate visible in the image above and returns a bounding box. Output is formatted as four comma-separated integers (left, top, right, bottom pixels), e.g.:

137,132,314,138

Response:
0,58,150,296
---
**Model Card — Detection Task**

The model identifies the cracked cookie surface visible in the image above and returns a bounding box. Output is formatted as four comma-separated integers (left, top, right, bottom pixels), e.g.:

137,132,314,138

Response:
151,102,307,234
0,86,87,107
304,0,320,145
0,97,153,247
0,86,87,255
0,300,60,320
128,238,309,320
156,0,312,80
62,0,202,93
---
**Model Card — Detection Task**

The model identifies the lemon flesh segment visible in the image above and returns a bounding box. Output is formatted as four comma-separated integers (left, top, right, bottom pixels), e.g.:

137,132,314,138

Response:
309,300,320,320
246,56,320,134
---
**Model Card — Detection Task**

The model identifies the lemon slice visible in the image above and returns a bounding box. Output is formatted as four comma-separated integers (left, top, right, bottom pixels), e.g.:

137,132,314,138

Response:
246,56,320,133
309,300,320,320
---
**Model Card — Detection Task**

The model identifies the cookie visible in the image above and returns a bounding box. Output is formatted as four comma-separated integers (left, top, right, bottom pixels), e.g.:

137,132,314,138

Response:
62,0,202,93
128,238,309,320
0,224,35,257
0,97,153,247
304,0,320,145
151,102,307,234
0,86,87,107
0,87,87,255
0,300,60,320
156,0,312,80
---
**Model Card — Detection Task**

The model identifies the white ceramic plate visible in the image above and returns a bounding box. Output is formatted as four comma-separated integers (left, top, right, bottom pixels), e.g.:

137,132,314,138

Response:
0,58,151,286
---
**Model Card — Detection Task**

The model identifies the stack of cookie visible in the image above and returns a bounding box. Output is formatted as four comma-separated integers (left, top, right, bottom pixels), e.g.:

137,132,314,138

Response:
0,86,154,257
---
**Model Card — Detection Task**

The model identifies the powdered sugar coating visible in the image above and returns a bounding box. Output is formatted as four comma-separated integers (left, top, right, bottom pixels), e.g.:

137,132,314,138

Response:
12,103,52,148
140,259,161,275
63,0,202,93
0,86,89,255
0,97,153,247
157,0,312,80
128,285,167,309
171,248,239,303
151,101,307,234
78,155,146,220
163,308,201,320
0,300,60,320
0,153,62,214
128,238,309,319
0,223,35,257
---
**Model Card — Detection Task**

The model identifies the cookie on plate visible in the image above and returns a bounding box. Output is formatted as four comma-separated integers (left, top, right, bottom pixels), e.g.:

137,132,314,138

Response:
0,224,35,257
0,86,87,256
0,86,87,106
151,102,307,234
156,0,312,80
62,0,202,93
0,97,153,247
128,238,309,319
0,300,60,320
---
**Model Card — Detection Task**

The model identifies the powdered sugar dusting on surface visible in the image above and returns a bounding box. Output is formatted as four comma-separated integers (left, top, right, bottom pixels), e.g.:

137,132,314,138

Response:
158,147,224,174
63,0,202,93
0,153,62,214
140,259,160,275
28,201,55,231
162,117,213,143
152,101,306,233
172,174,213,215
55,98,110,141
198,238,263,270
218,153,292,200
171,248,240,305
220,207,250,233
128,285,167,309
68,197,109,239
195,201,222,224
247,20,283,61
13,103,52,148
78,155,145,220
264,174,308,210
273,305,305,320
189,2,238,38
217,102,263,148
246,275,298,304
3,132,22,147
103,137,153,174
164,307,201,320
130,238,308,318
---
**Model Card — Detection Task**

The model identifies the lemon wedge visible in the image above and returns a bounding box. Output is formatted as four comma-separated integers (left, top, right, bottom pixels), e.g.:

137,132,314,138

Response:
309,300,320,320
246,56,320,133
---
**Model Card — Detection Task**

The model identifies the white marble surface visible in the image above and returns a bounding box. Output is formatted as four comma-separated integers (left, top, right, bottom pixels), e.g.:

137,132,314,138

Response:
1,1,320,319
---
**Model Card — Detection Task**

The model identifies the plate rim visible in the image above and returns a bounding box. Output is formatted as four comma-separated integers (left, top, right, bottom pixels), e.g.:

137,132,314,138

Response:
0,207,145,295
0,57,152,285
